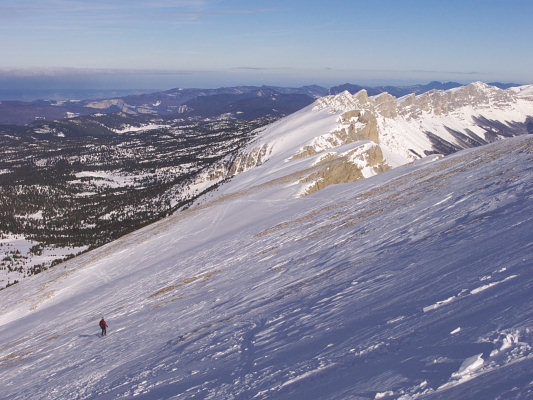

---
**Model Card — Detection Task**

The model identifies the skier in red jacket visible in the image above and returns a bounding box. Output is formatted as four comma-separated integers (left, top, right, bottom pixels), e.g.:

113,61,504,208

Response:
99,317,108,336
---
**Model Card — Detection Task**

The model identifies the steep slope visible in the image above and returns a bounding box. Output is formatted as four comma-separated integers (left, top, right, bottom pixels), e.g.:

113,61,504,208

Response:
0,131,532,399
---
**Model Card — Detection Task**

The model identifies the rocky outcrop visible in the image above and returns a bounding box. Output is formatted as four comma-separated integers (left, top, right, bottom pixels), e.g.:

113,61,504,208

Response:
227,143,271,176
200,83,533,199
313,90,370,113
86,99,138,114
300,143,390,196
202,143,273,184
292,110,380,159
315,82,518,120
312,82,533,161
333,111,379,144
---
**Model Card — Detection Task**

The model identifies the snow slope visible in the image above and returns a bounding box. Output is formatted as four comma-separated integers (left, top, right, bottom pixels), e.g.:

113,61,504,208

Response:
1,126,532,399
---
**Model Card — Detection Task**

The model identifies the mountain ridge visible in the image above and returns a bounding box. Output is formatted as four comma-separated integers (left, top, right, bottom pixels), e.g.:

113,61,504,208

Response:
199,82,533,200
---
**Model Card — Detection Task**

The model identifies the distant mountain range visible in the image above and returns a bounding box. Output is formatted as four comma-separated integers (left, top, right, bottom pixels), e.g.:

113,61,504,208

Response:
0,82,521,126
328,81,519,96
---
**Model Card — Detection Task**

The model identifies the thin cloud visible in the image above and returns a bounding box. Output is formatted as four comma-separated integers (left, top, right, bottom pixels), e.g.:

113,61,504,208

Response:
319,67,486,77
406,69,480,76
232,67,291,71
0,0,265,25
0,67,200,77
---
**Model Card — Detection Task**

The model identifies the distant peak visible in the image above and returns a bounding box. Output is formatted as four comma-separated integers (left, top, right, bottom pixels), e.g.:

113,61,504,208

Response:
469,81,490,88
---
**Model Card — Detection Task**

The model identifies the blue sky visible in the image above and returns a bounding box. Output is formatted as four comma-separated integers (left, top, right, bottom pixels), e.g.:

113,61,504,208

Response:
1,0,532,89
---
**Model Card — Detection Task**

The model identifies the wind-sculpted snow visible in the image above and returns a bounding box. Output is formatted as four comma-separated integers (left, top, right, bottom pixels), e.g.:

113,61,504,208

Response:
0,134,532,399
511,84,533,99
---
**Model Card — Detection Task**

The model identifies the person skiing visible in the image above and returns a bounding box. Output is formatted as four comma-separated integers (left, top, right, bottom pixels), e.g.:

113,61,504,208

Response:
99,317,108,336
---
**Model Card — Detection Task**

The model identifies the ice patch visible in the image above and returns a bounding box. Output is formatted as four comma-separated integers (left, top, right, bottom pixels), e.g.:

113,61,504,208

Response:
351,342,386,357
433,194,453,206
453,354,484,378
387,316,405,324
470,275,517,295
423,295,456,312
487,329,531,359
424,274,518,313
277,364,336,390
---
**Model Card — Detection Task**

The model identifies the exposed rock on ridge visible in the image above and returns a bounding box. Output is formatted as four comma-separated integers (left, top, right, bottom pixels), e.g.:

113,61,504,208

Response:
202,143,272,184
195,82,533,200
314,82,533,160
227,143,272,176
292,110,380,159
314,82,518,119
300,142,389,196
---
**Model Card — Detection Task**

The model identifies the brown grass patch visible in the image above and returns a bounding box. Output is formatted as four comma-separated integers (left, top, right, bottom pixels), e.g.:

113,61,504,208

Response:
149,270,222,299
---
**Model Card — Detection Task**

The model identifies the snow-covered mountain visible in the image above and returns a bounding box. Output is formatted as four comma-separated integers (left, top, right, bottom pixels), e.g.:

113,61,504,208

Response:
199,82,533,198
1,83,533,399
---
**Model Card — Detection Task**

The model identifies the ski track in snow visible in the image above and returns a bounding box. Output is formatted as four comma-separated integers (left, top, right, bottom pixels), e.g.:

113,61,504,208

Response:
1,132,533,398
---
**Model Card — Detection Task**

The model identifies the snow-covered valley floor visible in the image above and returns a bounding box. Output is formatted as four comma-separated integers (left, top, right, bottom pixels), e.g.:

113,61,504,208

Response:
1,135,532,399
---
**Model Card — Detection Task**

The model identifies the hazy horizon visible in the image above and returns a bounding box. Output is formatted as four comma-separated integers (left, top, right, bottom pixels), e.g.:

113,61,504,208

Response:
0,67,527,102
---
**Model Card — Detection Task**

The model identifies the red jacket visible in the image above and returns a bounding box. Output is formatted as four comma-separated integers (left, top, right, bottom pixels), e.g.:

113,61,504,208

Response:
99,319,107,328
